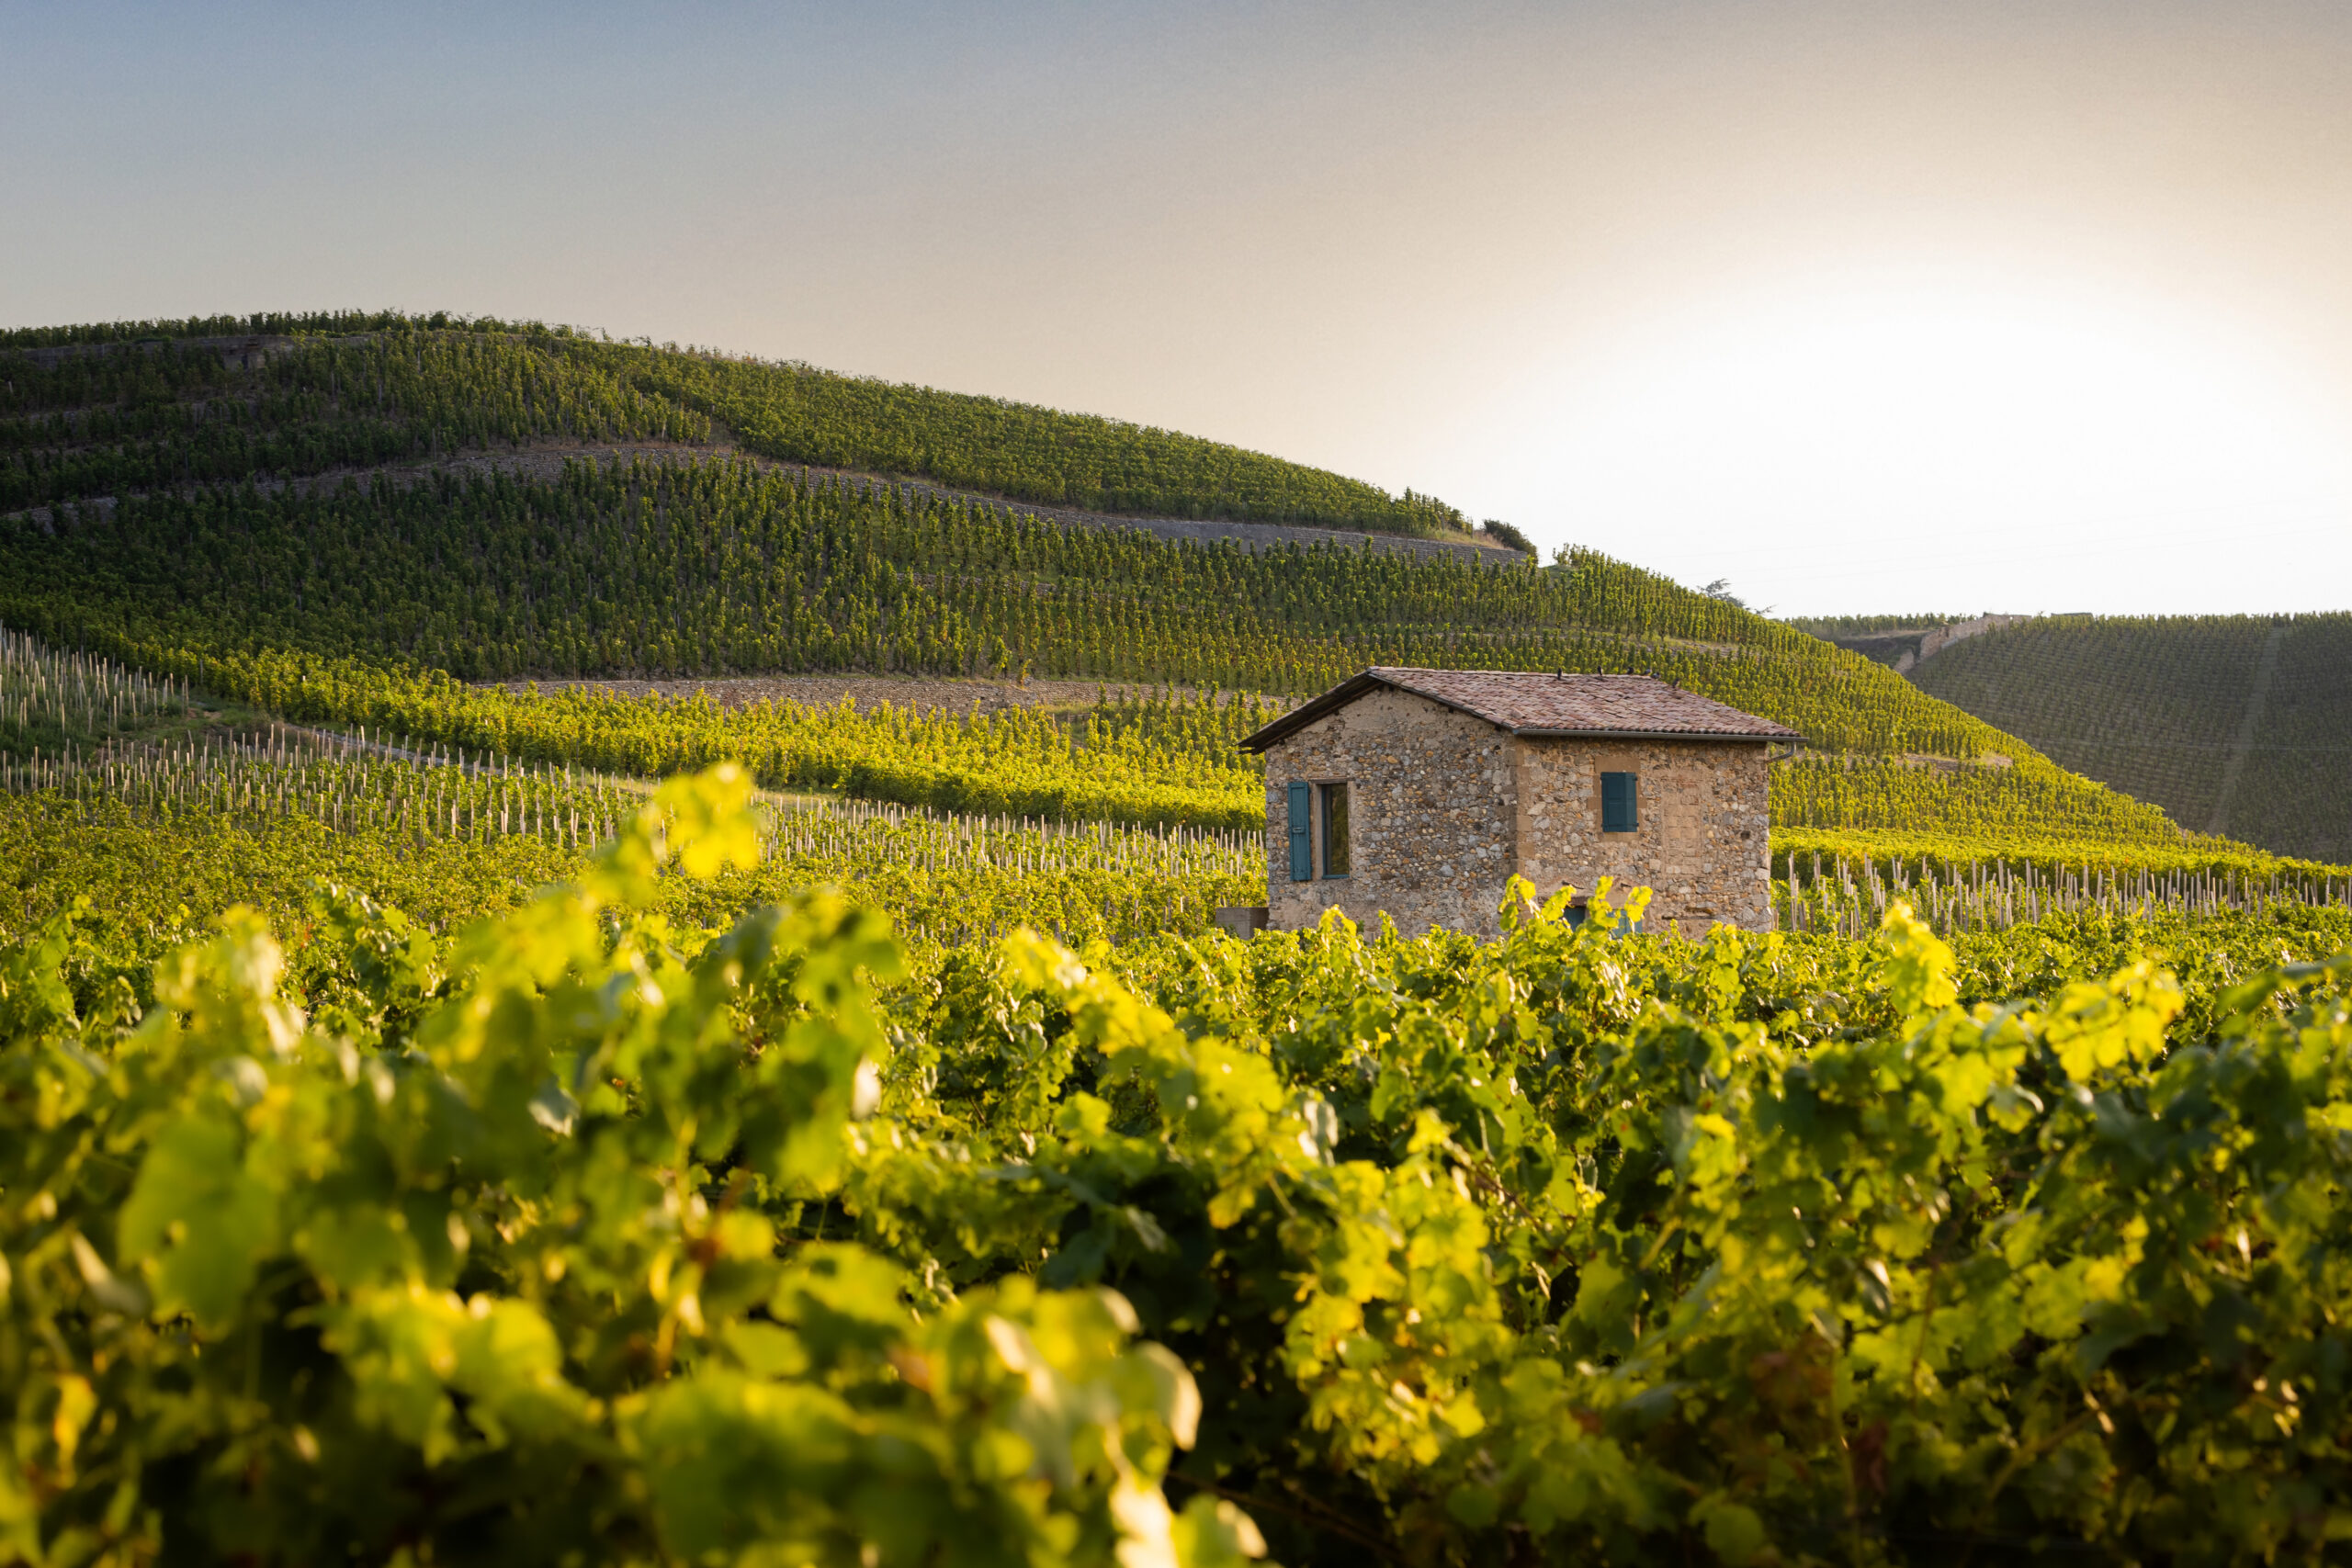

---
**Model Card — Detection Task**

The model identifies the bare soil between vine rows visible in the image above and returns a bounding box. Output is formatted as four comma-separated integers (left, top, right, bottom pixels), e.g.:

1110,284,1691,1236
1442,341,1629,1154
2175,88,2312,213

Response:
484,672,1272,718
10,425,1519,566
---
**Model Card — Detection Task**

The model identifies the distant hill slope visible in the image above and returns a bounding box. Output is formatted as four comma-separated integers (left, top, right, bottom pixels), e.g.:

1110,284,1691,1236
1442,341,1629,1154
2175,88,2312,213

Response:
1904,615,2352,863
0,310,2214,854
1,311,1471,536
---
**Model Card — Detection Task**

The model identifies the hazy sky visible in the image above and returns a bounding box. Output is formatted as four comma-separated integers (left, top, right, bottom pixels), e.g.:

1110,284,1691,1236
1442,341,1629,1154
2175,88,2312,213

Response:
7,1,2350,615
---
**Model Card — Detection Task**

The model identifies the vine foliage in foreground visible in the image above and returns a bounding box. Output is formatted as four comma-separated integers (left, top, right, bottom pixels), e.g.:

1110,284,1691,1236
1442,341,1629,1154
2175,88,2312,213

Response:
11,767,2352,1563
854,889,2352,1563
0,766,1262,1568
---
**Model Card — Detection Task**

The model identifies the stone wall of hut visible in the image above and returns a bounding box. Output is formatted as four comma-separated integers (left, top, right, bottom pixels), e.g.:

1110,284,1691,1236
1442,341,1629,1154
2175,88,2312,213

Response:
1262,687,1773,936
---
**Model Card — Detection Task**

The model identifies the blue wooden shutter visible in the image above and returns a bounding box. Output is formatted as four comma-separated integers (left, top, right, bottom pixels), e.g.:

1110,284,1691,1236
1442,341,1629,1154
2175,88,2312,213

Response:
1602,772,1638,832
1286,782,1313,881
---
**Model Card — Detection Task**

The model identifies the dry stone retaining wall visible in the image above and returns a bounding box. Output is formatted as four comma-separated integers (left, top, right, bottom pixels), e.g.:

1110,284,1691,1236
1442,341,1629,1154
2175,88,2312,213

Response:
1897,614,2031,673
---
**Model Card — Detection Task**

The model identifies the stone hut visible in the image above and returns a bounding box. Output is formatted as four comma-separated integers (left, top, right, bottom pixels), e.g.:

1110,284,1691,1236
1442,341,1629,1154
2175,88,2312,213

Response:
1235,668,1800,938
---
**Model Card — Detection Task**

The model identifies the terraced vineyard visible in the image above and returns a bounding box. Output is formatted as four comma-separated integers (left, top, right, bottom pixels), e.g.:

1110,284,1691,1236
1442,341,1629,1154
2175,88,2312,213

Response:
1908,614,2352,863
2,311,2324,876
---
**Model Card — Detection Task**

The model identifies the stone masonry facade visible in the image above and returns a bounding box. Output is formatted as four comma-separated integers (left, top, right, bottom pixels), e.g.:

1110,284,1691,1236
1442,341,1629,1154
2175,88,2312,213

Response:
1262,685,1775,937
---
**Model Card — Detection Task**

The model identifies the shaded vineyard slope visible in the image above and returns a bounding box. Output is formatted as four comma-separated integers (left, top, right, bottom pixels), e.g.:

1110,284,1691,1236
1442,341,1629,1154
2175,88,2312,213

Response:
1908,614,2352,863
2,311,1470,535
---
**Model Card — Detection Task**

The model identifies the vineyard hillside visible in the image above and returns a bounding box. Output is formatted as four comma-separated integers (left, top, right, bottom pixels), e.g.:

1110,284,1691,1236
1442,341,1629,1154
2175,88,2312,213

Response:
1881,614,2352,863
17,316,2352,1568
2,310,1487,538
0,311,2257,863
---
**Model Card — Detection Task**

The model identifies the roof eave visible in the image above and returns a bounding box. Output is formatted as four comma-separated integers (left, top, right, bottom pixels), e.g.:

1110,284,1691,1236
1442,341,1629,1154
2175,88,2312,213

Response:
1511,727,1804,743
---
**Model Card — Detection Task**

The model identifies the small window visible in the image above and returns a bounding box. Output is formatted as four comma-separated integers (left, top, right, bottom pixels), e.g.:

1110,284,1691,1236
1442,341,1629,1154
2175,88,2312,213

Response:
1600,771,1638,833
1319,781,1350,877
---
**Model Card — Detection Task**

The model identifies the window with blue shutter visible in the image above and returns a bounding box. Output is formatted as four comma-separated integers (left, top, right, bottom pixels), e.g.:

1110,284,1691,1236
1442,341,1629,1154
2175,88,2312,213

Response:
1286,782,1313,881
1601,771,1638,833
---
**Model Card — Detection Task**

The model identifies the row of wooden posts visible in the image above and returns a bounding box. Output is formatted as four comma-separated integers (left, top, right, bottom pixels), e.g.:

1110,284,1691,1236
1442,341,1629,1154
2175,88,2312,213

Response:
1776,850,2350,936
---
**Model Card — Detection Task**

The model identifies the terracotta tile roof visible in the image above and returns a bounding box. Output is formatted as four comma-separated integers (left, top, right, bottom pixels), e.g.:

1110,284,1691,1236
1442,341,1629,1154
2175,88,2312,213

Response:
1239,668,1803,751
